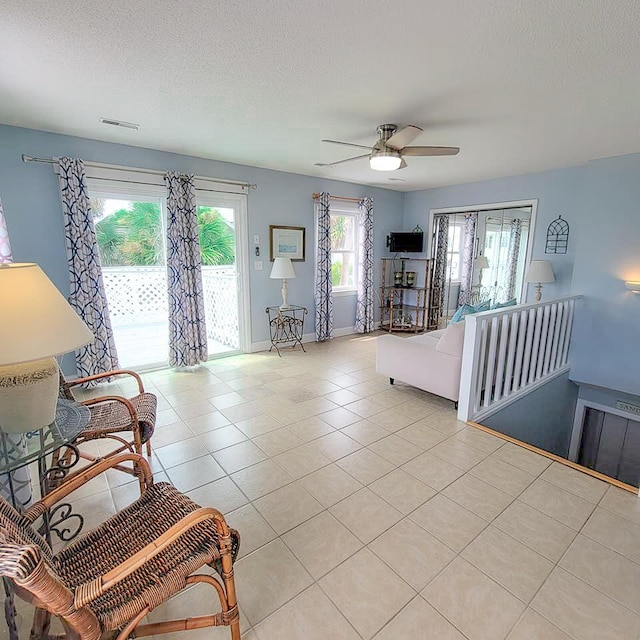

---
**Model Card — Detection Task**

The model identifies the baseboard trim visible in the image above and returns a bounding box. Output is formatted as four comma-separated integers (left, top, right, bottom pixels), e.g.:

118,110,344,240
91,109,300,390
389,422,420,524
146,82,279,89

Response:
250,324,377,353
467,420,639,495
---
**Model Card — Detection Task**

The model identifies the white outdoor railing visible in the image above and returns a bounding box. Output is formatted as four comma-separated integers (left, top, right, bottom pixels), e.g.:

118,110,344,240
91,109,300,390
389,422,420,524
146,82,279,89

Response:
457,295,581,422
102,266,239,348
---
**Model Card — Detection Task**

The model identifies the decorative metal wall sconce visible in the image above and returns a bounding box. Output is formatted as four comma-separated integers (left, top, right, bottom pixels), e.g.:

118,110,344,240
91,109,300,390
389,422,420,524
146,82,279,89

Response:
545,215,569,254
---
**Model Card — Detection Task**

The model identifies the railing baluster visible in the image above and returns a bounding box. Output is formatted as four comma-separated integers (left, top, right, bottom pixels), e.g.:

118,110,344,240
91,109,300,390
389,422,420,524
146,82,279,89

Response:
521,308,535,388
529,307,544,383
561,298,575,366
512,309,527,393
483,316,499,408
535,305,551,380
542,303,557,376
555,300,569,370
493,314,510,401
548,302,562,373
474,317,489,415
503,311,519,399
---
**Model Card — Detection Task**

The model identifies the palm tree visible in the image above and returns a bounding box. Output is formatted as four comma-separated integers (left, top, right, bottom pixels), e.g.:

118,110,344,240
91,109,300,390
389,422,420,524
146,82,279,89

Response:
95,202,235,267
197,207,235,266
119,202,163,265
95,201,163,266
95,213,126,265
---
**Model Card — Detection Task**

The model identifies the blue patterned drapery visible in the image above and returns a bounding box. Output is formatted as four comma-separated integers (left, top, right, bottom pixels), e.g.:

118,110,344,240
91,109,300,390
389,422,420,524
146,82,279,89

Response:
457,212,478,306
314,192,333,341
0,196,12,264
504,218,522,301
432,214,449,318
57,157,119,379
165,171,208,367
354,197,374,333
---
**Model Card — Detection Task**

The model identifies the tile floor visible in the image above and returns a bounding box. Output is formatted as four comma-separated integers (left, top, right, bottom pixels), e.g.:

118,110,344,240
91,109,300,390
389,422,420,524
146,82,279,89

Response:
8,334,640,640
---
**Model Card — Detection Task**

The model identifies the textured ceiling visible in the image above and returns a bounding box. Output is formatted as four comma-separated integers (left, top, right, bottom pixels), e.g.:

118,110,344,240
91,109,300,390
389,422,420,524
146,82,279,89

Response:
1,1,639,191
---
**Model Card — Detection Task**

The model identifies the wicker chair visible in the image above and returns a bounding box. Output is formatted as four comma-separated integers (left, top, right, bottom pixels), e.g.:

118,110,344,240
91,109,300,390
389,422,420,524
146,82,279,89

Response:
0,453,241,640
59,369,157,489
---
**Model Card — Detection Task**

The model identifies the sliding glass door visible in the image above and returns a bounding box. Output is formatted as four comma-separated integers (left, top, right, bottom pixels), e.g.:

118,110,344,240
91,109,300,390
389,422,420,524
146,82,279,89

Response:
196,192,250,359
91,189,248,369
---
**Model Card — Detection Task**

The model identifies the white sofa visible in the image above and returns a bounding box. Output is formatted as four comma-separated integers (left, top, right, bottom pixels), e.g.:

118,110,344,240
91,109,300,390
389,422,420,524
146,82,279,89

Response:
375,321,466,403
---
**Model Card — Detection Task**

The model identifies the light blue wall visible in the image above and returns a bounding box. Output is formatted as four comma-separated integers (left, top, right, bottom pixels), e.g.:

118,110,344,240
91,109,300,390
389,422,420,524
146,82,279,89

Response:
483,372,578,457
402,165,585,302
0,125,404,371
577,383,640,413
402,153,640,398
3,123,639,393
569,153,640,397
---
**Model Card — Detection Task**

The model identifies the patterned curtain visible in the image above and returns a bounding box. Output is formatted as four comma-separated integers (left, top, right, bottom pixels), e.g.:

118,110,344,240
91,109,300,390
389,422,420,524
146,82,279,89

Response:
354,197,374,333
0,196,32,509
57,157,119,379
0,196,12,264
165,172,208,367
504,218,522,301
314,192,333,341
431,214,449,320
457,212,478,306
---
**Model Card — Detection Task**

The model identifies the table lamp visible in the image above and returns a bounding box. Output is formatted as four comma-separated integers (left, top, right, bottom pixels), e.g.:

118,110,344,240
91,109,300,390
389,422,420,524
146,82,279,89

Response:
0,263,93,433
270,257,296,310
475,255,490,287
525,260,555,302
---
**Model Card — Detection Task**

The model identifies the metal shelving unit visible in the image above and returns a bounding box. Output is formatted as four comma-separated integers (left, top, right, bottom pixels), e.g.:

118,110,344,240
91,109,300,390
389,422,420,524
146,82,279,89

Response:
379,257,432,333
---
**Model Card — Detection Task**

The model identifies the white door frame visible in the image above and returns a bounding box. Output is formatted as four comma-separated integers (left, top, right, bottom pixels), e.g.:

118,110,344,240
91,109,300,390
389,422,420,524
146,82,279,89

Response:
428,199,539,304
569,398,640,462
197,191,251,353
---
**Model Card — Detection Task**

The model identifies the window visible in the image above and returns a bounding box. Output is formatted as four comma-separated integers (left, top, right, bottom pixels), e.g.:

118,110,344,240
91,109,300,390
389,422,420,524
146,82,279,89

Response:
330,208,359,291
446,221,464,281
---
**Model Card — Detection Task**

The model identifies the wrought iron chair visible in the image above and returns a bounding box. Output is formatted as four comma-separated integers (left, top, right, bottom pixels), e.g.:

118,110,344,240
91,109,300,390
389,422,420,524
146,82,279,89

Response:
59,369,157,489
0,453,241,640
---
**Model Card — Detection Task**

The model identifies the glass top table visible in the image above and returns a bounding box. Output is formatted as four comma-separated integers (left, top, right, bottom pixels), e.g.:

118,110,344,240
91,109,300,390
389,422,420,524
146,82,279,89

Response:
0,399,91,475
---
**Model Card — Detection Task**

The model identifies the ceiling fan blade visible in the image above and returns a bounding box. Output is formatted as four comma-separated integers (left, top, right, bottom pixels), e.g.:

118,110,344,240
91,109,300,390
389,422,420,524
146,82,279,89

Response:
321,139,372,150
402,146,460,156
315,154,369,168
386,125,423,150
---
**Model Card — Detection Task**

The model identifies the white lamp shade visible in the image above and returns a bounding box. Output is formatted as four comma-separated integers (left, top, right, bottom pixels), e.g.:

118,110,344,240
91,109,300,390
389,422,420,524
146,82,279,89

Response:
0,263,94,366
475,256,490,269
270,257,296,280
525,260,555,284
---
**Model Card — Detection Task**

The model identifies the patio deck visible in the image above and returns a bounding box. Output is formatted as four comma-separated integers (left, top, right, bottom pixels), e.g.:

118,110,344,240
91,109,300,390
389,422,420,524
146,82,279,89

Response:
113,322,235,369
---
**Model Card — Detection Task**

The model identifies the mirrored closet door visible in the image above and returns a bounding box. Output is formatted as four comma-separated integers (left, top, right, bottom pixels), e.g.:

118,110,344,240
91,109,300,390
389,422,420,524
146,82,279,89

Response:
430,205,534,328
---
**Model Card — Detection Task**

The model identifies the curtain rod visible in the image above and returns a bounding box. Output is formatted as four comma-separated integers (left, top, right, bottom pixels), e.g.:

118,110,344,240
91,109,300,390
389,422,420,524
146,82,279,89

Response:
312,193,364,203
21,154,258,190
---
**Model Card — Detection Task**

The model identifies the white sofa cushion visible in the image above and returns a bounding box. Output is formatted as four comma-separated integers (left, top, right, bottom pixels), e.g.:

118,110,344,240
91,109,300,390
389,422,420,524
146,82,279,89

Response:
435,320,465,357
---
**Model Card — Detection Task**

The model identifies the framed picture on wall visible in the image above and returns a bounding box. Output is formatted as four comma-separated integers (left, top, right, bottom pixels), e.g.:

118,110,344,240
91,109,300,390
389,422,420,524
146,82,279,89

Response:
269,225,305,261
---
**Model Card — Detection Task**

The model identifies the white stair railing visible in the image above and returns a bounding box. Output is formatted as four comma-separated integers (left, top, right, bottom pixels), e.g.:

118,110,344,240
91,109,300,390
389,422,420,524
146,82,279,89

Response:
457,295,581,422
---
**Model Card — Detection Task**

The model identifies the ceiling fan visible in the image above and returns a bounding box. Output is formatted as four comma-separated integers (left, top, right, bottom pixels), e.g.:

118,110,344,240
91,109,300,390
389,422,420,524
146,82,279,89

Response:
316,124,459,171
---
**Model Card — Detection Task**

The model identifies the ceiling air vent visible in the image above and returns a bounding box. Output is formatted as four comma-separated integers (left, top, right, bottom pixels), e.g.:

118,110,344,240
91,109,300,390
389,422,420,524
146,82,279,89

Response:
99,117,140,130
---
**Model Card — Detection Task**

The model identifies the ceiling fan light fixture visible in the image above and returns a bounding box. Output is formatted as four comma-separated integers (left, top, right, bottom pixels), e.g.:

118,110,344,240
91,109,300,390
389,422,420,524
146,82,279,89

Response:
369,148,402,171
